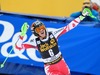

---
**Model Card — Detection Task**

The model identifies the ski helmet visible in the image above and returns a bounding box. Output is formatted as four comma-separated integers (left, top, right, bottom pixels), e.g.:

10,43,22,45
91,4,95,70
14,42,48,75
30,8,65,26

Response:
31,20,46,36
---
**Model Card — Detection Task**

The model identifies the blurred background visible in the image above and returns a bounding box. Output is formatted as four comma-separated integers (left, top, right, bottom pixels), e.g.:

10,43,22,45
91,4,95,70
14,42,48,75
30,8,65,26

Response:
0,0,100,75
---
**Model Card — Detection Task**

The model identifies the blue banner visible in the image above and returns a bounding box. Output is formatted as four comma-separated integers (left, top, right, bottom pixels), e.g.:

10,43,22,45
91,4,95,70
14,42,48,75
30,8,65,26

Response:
0,13,100,75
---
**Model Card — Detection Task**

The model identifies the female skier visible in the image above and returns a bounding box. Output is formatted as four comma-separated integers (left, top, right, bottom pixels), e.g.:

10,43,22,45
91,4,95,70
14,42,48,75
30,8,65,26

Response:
16,8,92,75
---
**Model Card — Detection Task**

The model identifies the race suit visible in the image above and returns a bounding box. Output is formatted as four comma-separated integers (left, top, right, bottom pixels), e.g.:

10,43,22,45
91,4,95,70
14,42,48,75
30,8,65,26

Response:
16,17,82,75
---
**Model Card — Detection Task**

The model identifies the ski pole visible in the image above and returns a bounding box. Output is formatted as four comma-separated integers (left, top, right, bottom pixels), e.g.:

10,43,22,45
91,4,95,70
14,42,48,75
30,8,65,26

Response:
0,47,13,68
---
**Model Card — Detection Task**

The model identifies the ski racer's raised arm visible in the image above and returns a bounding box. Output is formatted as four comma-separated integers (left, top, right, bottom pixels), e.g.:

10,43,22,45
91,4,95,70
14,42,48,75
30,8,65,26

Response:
52,8,93,39
15,22,37,50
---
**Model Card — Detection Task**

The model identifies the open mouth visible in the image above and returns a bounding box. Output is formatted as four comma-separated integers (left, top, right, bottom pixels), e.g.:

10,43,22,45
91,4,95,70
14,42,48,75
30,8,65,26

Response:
41,31,44,34
40,30,45,35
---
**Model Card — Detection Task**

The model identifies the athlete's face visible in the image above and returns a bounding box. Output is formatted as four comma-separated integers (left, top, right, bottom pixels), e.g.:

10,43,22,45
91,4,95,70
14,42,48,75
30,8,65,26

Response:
35,25,46,38
82,0,92,10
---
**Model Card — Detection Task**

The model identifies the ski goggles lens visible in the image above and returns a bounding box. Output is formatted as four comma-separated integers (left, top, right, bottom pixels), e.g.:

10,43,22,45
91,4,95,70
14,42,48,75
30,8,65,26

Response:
35,25,46,33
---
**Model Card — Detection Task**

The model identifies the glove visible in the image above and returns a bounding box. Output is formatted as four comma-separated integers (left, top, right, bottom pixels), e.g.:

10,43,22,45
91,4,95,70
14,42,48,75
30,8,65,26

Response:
82,8,97,18
80,8,97,20
82,8,90,17
20,22,29,36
